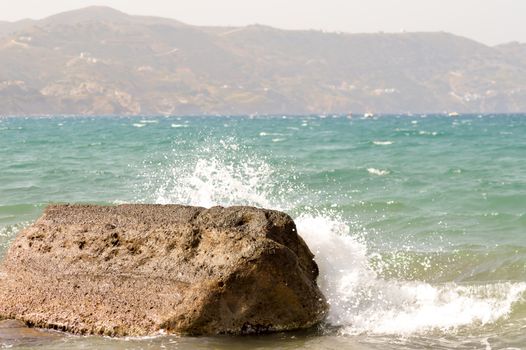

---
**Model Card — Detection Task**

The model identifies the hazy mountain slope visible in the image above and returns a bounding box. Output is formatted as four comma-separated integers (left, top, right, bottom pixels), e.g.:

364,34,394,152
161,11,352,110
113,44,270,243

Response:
0,6,525,115
0,21,8,34
496,42,526,67
0,19,34,39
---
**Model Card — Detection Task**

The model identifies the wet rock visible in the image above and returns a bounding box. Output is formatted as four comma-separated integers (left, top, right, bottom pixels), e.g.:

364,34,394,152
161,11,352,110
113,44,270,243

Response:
0,204,327,336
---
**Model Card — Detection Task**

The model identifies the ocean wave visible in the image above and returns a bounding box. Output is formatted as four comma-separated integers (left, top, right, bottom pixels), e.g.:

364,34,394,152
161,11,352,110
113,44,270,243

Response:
367,168,390,176
419,130,438,136
259,131,283,136
372,140,393,145
297,214,526,335
136,137,525,337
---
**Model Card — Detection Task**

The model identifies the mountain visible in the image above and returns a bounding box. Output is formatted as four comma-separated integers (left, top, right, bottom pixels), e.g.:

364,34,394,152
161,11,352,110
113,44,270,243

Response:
0,19,35,38
1,6,525,115
496,42,526,67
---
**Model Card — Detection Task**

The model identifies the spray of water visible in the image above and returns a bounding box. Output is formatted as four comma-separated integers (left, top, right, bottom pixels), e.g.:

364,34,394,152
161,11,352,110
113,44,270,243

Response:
297,214,526,335
138,139,526,336
140,139,279,209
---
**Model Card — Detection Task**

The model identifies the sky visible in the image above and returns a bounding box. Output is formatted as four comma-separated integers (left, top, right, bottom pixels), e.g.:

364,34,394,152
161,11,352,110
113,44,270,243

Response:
0,0,525,45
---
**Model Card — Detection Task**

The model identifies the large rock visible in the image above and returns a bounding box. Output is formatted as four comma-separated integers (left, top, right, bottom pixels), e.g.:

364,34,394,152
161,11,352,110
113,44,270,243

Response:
0,204,327,336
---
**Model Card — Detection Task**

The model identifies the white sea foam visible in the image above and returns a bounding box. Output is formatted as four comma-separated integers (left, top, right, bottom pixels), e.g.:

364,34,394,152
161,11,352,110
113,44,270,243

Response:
297,214,526,335
259,132,283,136
419,130,438,136
0,223,27,254
367,168,390,176
372,141,393,145
171,124,188,128
132,123,146,128
140,120,159,124
153,157,272,208
140,140,526,337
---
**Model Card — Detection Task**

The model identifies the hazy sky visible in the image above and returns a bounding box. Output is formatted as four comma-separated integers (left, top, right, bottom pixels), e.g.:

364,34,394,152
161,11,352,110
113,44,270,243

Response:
1,0,524,45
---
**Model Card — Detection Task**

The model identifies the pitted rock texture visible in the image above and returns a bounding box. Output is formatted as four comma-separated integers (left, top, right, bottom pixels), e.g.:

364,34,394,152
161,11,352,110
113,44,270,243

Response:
0,204,327,336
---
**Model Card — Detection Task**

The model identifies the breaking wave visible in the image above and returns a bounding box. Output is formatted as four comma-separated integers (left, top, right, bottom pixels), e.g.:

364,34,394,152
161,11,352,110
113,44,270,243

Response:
137,138,526,336
297,215,526,335
367,168,390,176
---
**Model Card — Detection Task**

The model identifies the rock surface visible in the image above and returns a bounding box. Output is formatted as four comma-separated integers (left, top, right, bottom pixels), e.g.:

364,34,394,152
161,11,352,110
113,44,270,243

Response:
0,204,327,336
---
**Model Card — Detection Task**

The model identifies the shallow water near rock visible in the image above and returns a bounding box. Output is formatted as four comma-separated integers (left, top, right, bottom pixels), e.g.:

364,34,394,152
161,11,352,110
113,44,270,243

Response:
0,320,63,348
1,114,526,349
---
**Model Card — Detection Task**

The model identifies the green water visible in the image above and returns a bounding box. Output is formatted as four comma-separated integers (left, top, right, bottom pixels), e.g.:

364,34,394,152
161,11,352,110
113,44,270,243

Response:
1,114,526,349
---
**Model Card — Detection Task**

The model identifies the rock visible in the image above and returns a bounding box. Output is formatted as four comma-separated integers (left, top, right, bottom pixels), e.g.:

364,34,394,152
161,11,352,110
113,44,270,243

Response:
0,319,63,347
0,204,327,336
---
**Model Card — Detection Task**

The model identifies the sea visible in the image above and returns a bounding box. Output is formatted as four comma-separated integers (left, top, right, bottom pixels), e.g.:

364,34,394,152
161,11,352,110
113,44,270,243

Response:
0,114,525,349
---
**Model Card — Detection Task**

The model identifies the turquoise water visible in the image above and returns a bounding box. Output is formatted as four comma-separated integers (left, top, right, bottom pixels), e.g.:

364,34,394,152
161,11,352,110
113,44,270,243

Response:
1,114,526,349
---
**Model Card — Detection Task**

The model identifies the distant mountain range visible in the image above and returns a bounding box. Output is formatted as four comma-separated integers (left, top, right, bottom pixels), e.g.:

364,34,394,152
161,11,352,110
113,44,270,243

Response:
1,6,526,115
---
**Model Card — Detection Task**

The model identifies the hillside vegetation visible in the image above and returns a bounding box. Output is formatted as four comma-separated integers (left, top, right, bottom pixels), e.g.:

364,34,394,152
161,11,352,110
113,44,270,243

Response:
1,6,525,115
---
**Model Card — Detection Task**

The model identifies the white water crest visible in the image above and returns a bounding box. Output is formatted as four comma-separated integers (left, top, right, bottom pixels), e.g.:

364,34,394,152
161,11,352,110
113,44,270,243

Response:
142,139,280,209
372,140,393,145
141,139,526,336
367,168,390,176
297,215,526,335
154,156,274,208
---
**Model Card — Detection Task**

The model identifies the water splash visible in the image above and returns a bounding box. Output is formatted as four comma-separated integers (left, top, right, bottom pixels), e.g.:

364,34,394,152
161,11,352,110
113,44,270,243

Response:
0,222,28,259
138,137,526,336
297,214,526,335
140,139,288,209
